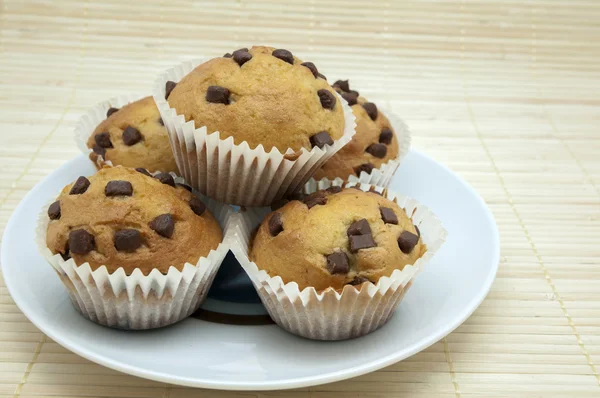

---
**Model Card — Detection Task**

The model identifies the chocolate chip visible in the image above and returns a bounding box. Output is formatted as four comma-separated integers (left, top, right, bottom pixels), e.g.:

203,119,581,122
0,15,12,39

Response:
366,143,387,158
317,89,337,110
317,72,327,80
158,117,164,126
288,190,305,201
350,234,376,252
106,107,119,118
379,128,393,144
48,201,61,220
122,126,142,146
189,197,206,216
326,185,342,194
105,180,133,197
92,145,106,158
310,131,333,149
341,92,358,106
415,225,421,238
114,229,142,252
347,219,372,236
236,47,248,52
362,102,378,120
165,81,177,99
223,52,232,58
233,49,252,66
303,191,328,209
272,49,294,64
135,167,152,177
94,132,113,149
69,229,95,254
333,80,350,93
206,86,230,104
268,212,284,236
348,90,360,97
155,172,175,187
176,182,192,192
380,207,398,224
398,231,419,254
149,214,175,238
355,163,374,176
326,251,349,274
301,62,319,78
349,276,369,286
60,249,70,261
69,176,90,195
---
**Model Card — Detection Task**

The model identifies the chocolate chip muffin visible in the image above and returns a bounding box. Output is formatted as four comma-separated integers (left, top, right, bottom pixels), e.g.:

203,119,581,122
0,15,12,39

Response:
166,46,346,152
87,96,179,174
46,167,222,275
250,187,426,291
313,80,399,180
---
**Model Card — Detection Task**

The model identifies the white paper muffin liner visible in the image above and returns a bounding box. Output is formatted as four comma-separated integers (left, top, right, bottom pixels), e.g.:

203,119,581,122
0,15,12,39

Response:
36,172,235,330
307,109,411,189
152,58,357,207
73,93,147,169
230,180,447,340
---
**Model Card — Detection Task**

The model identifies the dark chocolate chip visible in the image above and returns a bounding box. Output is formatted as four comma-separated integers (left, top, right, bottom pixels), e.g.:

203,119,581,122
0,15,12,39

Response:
366,143,387,158
268,212,284,236
302,191,328,209
301,62,319,78
362,102,378,120
122,126,142,146
349,276,369,286
105,180,133,197
380,207,398,225
233,49,252,66
317,72,327,80
347,218,372,236
333,80,350,93
379,128,393,144
155,172,175,187
149,214,175,238
206,86,230,104
48,201,61,220
348,90,360,97
223,52,233,58
95,132,113,149
135,167,152,177
326,251,349,274
310,131,333,149
415,225,421,238
317,89,337,110
341,92,358,106
69,176,90,195
189,197,206,216
355,163,374,176
69,229,95,254
288,190,305,201
236,47,249,52
176,182,192,192
165,81,177,99
92,145,106,158
398,231,419,254
158,117,164,126
272,49,294,64
326,185,342,194
114,229,142,252
350,234,376,252
106,107,119,118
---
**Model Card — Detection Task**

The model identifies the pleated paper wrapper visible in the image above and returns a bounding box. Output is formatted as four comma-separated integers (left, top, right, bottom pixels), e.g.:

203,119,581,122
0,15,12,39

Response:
153,58,357,207
73,93,147,169
230,180,447,340
36,174,234,330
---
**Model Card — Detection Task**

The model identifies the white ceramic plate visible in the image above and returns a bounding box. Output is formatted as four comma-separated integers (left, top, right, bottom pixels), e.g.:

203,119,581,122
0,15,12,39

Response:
1,150,499,390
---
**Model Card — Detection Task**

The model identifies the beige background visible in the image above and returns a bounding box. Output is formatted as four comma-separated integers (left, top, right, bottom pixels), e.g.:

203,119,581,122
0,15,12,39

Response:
1,0,599,397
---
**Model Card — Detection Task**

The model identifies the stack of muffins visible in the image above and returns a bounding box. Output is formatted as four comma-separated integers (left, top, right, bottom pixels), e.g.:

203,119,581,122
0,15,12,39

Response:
38,45,445,339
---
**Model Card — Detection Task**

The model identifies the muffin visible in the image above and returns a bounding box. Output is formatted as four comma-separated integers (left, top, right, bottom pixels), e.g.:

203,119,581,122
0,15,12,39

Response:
39,166,229,329
313,80,403,182
85,96,179,174
153,46,356,206
232,181,446,340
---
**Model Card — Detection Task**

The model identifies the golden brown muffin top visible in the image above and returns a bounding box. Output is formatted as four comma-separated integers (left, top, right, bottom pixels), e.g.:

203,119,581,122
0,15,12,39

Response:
87,96,179,174
166,46,346,152
314,80,399,181
46,167,222,275
250,187,426,291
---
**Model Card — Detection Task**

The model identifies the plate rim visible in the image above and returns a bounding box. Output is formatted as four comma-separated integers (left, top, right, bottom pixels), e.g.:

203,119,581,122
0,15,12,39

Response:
1,150,500,390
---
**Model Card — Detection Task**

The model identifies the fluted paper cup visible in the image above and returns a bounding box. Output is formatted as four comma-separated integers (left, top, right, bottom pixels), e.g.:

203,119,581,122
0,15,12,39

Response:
36,173,235,330
153,58,357,207
230,179,446,340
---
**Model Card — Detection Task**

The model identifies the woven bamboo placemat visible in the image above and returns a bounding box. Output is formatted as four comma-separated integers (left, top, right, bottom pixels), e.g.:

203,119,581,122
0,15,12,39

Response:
1,0,599,396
